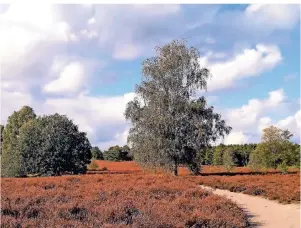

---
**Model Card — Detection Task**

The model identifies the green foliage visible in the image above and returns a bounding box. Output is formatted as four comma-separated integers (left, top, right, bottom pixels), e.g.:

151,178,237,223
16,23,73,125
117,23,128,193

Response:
199,147,214,165
248,149,263,171
88,160,99,170
91,146,103,160
125,40,231,176
277,162,288,174
103,145,132,161
209,144,257,167
17,113,92,176
248,126,298,171
1,106,36,177
103,150,121,161
213,146,224,166
223,148,235,172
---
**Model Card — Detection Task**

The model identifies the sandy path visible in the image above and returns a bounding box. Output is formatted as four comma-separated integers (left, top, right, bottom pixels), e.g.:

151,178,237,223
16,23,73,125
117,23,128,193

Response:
200,185,300,228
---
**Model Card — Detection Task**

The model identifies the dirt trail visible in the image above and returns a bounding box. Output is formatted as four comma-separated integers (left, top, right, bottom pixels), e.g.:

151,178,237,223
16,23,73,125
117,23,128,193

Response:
200,185,300,228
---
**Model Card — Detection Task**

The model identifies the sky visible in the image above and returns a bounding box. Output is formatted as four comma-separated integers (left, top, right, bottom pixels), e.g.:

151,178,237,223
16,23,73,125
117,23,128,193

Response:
0,4,300,149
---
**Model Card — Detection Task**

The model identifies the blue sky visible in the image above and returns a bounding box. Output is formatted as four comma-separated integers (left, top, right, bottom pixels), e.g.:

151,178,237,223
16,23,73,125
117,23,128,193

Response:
1,4,300,149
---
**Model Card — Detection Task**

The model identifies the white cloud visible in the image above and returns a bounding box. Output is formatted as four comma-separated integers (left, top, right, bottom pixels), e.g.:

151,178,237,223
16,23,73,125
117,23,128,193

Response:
0,4,299,149
258,117,273,133
112,42,142,60
257,110,301,142
276,110,301,139
245,4,300,31
43,62,86,94
38,92,135,148
74,4,181,60
97,128,130,150
87,17,95,24
0,4,76,92
224,131,249,145
226,88,286,130
200,44,282,91
220,88,301,144
0,90,32,124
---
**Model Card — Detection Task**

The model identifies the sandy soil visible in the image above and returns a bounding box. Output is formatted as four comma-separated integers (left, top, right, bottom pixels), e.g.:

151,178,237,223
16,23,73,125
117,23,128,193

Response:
200,185,300,228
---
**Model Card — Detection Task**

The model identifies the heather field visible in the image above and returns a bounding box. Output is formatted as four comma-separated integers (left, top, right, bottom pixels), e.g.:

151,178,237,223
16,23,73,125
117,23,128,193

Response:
199,173,300,204
1,174,249,228
90,161,300,203
2,161,300,228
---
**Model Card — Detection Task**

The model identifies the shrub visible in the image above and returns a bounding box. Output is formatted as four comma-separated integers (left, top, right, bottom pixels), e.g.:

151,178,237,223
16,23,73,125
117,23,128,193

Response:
88,160,99,170
223,148,235,172
277,162,289,174
101,166,108,171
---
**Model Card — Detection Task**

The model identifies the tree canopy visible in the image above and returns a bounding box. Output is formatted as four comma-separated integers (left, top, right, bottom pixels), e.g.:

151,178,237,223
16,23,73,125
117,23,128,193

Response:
248,126,299,171
1,106,36,177
18,114,92,176
1,107,92,177
103,145,132,161
125,40,231,175
91,146,104,160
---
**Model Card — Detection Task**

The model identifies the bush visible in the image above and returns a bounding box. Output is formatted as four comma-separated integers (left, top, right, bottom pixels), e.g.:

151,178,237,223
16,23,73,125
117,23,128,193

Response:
248,149,263,171
88,160,99,170
212,146,223,166
223,148,235,172
277,162,288,174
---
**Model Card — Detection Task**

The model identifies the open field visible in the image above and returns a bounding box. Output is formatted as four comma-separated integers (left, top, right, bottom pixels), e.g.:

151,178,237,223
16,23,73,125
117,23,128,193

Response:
90,161,299,176
2,161,299,227
1,174,249,228
90,161,300,203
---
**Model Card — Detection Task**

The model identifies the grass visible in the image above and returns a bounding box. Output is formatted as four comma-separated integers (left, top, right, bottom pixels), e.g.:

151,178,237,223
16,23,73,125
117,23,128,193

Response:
1,174,249,228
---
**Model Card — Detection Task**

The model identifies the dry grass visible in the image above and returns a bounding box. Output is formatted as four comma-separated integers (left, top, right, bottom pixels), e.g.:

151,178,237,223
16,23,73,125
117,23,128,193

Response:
198,173,300,204
89,161,300,204
1,174,249,228
2,161,299,227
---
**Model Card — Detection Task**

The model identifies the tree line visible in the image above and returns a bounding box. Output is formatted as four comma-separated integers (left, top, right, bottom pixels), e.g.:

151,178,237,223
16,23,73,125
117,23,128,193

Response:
198,127,300,173
91,145,133,161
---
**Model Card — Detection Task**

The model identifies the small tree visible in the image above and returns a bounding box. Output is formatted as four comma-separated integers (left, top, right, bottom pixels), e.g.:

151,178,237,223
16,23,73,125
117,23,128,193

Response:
91,146,103,160
248,149,263,171
213,146,224,166
88,160,99,170
248,126,295,171
223,148,235,172
1,106,36,177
